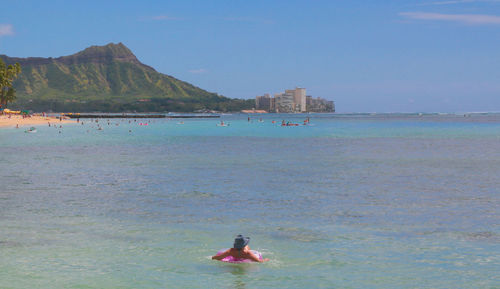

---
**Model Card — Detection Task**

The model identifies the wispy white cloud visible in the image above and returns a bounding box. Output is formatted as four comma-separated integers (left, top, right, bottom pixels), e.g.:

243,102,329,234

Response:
0,24,14,37
189,68,207,74
400,12,500,24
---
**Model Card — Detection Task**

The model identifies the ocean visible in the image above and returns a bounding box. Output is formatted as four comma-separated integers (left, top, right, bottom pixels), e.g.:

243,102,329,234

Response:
0,113,499,288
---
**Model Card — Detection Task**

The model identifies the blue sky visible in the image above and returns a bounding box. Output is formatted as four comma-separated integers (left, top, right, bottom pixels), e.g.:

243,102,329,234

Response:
1,0,500,112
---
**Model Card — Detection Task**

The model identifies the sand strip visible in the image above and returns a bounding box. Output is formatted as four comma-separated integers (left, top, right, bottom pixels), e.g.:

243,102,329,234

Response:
0,115,75,128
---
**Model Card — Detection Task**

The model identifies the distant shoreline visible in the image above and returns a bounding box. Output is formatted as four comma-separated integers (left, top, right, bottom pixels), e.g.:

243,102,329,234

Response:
63,114,220,119
0,115,74,128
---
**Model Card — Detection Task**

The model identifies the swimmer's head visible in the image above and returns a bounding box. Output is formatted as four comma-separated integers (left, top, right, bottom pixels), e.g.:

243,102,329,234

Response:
233,234,250,250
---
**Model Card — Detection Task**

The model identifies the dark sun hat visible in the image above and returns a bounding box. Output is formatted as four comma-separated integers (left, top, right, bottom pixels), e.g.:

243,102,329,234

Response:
233,234,250,249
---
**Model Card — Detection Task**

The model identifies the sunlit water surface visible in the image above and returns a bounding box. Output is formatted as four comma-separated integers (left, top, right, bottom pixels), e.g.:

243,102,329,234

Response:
0,113,499,288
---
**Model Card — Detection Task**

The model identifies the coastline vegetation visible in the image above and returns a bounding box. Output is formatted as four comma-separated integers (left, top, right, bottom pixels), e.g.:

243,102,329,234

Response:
9,96,255,113
0,58,21,109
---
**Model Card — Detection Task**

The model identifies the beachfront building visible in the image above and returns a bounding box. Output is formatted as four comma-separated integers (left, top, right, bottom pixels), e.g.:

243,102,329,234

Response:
274,92,295,113
306,96,335,112
286,88,306,112
270,97,276,112
255,94,271,111
254,87,334,113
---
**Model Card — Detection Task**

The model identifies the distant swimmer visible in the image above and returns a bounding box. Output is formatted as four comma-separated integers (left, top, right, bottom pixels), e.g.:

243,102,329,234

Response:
212,234,269,263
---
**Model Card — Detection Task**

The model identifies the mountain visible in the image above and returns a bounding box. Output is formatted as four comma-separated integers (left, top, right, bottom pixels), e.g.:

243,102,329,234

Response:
0,43,253,112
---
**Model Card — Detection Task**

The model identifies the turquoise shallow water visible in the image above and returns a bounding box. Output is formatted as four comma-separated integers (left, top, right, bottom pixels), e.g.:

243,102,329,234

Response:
0,113,499,288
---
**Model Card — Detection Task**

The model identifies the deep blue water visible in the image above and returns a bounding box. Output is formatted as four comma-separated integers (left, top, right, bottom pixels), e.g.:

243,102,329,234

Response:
0,113,499,288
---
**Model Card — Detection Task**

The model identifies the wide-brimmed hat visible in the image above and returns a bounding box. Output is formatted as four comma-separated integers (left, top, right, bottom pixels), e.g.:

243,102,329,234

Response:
233,234,250,249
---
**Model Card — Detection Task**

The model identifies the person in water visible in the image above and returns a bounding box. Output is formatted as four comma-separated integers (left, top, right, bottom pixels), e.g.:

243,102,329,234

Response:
212,235,269,263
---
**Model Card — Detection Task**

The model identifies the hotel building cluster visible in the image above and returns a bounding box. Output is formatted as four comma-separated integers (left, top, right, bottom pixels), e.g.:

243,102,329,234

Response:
255,87,334,113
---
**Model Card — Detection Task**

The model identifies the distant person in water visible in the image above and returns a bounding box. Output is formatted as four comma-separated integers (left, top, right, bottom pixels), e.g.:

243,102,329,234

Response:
212,234,269,263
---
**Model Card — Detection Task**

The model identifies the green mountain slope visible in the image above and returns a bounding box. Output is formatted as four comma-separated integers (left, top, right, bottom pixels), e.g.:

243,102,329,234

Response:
1,43,253,112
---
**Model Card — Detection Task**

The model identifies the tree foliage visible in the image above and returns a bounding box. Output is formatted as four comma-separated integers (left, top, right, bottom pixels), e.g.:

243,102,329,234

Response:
9,97,255,113
0,58,21,108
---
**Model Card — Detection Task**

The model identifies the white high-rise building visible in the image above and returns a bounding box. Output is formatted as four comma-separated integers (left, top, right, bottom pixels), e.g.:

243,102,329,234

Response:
295,87,306,112
274,92,294,113
255,87,326,113
285,87,306,112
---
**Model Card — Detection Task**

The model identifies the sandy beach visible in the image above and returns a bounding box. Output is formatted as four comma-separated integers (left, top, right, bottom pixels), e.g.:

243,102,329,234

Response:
0,114,75,128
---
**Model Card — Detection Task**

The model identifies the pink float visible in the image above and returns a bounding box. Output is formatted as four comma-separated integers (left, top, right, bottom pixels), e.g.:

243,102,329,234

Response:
216,248,263,263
